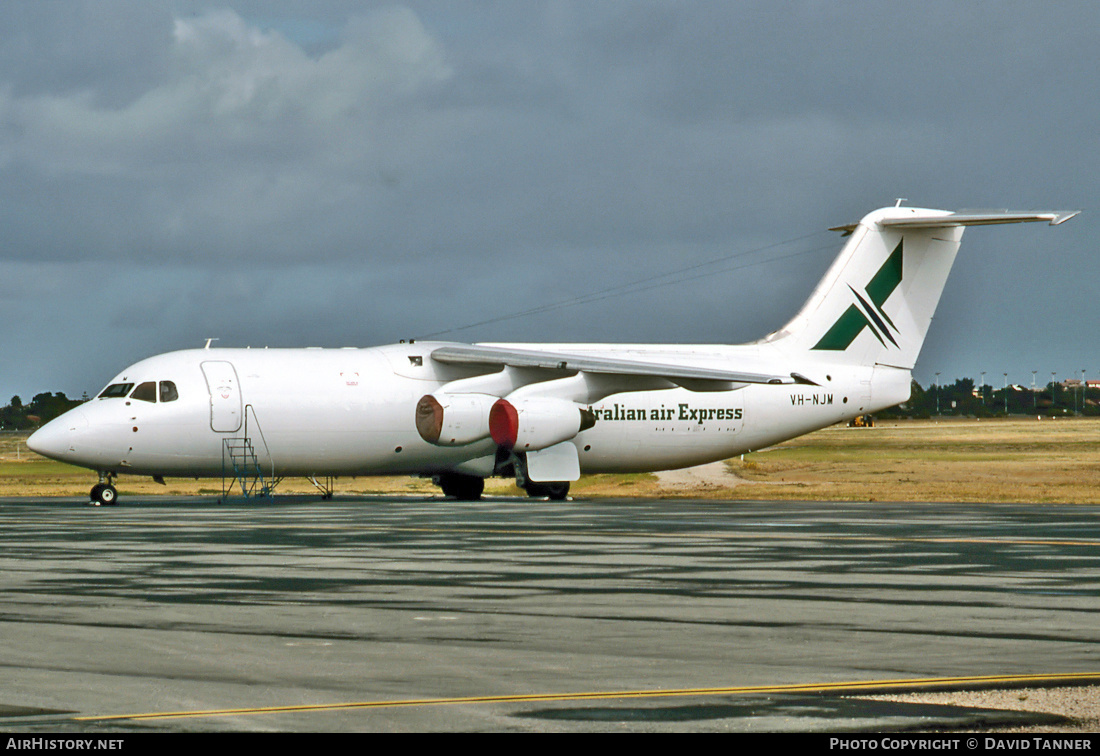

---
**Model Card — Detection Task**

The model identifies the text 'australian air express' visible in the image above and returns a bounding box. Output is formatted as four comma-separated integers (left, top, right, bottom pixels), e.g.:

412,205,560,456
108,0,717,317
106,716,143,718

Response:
28,204,1078,505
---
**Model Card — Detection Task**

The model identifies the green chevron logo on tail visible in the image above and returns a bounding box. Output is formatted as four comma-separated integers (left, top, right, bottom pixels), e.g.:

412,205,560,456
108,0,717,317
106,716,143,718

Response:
813,241,903,351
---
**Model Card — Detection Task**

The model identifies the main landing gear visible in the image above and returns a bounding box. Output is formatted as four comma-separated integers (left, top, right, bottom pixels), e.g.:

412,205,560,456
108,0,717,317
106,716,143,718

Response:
434,451,572,502
90,474,118,506
523,481,570,500
435,472,485,501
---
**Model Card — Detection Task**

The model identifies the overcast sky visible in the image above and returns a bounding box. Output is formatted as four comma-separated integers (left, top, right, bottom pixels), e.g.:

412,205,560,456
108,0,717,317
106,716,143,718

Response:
2,0,1096,402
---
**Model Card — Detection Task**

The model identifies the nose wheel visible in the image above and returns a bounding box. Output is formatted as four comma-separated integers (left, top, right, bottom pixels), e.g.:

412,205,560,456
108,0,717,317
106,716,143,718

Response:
90,476,119,506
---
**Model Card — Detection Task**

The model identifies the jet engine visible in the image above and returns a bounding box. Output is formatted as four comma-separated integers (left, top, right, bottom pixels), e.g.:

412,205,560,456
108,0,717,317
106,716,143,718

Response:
489,397,597,451
415,393,496,446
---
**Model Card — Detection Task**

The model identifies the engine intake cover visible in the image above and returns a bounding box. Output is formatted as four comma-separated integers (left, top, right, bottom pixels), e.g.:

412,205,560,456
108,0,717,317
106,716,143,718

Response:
489,397,595,451
416,393,495,446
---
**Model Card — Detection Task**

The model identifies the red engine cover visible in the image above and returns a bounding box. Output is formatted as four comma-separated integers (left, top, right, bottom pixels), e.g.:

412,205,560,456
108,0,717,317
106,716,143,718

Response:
488,399,520,449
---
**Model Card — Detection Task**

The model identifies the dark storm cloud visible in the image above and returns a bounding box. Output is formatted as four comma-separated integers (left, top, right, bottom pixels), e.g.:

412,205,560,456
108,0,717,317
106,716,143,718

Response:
1,5,455,265
0,1,1096,402
0,1,173,105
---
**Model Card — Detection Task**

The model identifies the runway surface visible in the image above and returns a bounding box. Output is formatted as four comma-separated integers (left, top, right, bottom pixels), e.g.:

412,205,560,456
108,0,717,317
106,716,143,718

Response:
1,494,1099,732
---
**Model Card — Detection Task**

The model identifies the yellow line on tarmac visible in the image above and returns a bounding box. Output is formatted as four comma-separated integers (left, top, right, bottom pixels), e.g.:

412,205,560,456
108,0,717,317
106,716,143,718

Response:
74,671,1100,723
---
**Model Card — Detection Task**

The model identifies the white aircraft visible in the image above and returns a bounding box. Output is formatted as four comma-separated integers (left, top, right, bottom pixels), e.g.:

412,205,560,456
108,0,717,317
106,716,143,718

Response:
28,204,1077,505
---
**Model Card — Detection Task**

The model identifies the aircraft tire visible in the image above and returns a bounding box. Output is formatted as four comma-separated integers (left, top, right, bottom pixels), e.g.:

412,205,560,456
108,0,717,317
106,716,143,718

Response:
524,481,569,500
90,483,118,506
438,473,484,501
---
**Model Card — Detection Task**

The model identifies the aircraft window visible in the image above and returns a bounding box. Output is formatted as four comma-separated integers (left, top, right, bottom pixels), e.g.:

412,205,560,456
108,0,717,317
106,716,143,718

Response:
131,381,157,403
99,383,134,399
159,381,179,403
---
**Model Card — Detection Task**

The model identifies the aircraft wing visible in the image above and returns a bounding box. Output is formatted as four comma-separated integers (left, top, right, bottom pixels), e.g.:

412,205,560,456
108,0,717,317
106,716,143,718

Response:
430,344,817,386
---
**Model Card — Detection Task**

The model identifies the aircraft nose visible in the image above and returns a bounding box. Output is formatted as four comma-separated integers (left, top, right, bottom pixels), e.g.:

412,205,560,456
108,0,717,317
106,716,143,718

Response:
27,409,88,461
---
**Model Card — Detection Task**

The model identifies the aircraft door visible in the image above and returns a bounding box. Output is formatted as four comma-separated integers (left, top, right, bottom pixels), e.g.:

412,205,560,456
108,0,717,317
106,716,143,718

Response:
201,361,242,432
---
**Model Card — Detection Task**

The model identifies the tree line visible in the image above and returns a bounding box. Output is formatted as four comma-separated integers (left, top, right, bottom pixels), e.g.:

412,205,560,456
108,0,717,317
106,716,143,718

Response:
1,393,86,430
882,378,1099,419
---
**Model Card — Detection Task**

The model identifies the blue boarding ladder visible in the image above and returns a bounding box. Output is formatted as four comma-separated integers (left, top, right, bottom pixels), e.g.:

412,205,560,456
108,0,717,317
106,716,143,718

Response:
220,404,276,500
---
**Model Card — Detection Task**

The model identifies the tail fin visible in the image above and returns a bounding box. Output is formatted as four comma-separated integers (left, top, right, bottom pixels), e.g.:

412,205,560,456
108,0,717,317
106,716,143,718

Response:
763,206,1078,369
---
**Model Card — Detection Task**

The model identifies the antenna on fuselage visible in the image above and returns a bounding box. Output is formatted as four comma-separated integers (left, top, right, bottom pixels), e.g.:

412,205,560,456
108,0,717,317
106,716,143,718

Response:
204,338,219,350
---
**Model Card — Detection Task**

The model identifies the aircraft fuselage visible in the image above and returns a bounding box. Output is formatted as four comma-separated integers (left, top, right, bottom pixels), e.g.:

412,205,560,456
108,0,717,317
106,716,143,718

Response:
31,342,904,481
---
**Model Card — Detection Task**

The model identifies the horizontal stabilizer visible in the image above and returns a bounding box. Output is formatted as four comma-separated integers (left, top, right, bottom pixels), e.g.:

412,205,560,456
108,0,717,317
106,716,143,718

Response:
829,210,1079,235
879,210,1080,228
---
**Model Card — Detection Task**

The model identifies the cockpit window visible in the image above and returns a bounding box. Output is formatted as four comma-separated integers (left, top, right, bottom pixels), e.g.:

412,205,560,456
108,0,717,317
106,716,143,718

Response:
159,381,179,403
98,383,134,399
131,381,157,403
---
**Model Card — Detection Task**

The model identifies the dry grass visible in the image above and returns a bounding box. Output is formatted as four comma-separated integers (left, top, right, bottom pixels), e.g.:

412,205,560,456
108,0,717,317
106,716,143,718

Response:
2,416,1098,502
726,416,1100,504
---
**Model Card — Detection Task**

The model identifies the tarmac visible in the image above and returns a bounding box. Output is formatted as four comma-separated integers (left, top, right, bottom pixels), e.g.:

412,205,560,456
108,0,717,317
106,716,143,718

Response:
1,494,1098,733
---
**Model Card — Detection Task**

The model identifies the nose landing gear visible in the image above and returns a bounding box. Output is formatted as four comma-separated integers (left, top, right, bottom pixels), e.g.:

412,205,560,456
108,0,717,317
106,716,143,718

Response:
90,474,118,506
